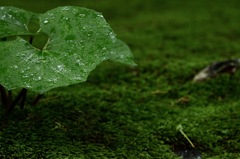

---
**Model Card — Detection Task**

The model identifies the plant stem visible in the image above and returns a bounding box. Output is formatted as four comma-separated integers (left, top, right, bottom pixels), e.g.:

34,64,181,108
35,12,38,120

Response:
179,129,195,148
7,88,27,114
31,94,43,106
0,85,8,108
7,90,13,109
20,89,28,109
177,125,195,148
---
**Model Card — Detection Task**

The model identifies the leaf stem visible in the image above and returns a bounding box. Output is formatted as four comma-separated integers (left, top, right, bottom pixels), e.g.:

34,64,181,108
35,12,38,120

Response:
0,85,7,108
20,89,28,109
8,88,27,114
31,94,43,106
7,90,13,109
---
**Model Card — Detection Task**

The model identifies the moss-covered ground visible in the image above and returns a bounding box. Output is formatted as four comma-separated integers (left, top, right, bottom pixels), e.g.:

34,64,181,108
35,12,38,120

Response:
1,0,240,158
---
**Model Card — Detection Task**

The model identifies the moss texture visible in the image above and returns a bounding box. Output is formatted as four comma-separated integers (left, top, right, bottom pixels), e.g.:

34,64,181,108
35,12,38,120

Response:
1,0,240,158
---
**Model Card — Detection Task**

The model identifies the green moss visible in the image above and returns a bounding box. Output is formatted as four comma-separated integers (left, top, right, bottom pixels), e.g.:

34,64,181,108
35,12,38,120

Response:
1,0,240,158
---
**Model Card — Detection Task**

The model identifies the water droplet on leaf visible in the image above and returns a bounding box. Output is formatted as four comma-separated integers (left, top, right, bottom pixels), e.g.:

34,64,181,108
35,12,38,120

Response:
79,14,85,17
11,65,18,69
57,65,65,72
61,7,69,11
1,15,6,19
97,14,103,18
108,32,116,41
44,20,49,24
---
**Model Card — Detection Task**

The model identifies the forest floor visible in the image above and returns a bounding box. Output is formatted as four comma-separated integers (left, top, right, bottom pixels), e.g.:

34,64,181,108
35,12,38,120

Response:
1,0,240,158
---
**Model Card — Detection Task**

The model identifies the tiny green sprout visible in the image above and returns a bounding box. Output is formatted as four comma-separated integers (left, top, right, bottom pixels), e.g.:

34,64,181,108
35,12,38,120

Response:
176,124,195,148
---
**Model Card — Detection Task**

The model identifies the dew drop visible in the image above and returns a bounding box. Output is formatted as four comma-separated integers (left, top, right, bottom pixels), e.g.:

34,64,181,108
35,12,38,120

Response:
91,62,96,67
12,65,18,69
76,60,85,66
1,15,6,19
47,78,58,84
83,69,87,73
23,82,31,88
97,14,104,18
44,20,49,24
22,75,29,78
37,76,42,80
61,7,69,11
57,65,65,72
108,32,116,41
75,75,83,81
79,14,85,17
119,54,124,59
64,17,69,21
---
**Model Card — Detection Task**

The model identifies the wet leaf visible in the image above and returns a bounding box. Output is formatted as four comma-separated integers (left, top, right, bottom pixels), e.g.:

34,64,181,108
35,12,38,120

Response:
109,39,137,66
0,6,136,93
0,6,37,38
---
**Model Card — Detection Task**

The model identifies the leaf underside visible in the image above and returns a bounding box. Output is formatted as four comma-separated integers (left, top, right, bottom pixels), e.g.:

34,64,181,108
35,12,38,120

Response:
0,6,135,93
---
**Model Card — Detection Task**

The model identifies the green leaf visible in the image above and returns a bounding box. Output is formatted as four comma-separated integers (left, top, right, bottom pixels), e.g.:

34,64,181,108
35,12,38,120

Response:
0,6,135,93
0,6,37,38
109,39,137,66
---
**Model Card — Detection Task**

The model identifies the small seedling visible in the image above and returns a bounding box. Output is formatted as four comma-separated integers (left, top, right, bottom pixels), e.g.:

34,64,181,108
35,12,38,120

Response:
176,124,195,148
176,125,201,159
0,6,136,117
